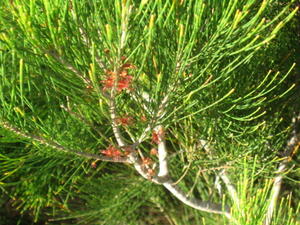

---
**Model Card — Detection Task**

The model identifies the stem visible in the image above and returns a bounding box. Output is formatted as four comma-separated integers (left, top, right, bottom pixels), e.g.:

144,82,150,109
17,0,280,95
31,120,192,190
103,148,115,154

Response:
0,121,129,163
134,94,170,145
109,97,126,147
199,139,240,209
219,170,240,209
102,4,230,214
48,51,91,86
264,114,300,225
264,164,285,225
163,180,231,218
154,125,230,217
155,125,168,178
60,104,109,142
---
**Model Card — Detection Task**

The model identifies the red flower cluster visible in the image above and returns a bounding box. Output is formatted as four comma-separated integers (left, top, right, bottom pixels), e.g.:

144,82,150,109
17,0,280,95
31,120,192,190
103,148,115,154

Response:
115,116,134,126
100,145,134,158
150,148,158,155
152,127,165,144
147,168,156,179
100,146,122,158
142,157,153,166
152,131,159,144
101,62,136,92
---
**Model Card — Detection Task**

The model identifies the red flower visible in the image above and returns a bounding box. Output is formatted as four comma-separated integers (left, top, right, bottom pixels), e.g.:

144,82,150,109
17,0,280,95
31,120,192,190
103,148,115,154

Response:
152,127,165,144
119,70,128,77
101,75,115,90
152,131,160,144
101,70,133,92
117,75,133,91
101,146,122,158
101,58,136,92
142,157,153,166
147,168,156,179
122,63,136,70
115,116,134,126
122,146,133,156
91,161,97,168
150,148,158,156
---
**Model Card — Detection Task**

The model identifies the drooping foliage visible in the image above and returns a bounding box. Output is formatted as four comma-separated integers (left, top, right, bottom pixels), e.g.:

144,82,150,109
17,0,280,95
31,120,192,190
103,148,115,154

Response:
0,0,299,224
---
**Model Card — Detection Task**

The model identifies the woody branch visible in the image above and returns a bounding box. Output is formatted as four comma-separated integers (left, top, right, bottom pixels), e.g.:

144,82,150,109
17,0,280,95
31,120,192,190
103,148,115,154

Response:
264,114,300,225
153,125,231,218
107,83,231,216
99,1,231,218
0,121,129,163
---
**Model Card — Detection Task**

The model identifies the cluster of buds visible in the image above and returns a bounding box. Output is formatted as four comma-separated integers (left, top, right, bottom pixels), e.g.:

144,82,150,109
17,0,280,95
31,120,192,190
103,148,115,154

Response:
151,127,164,144
146,168,156,179
101,57,136,92
115,115,134,126
141,157,153,167
100,145,122,158
141,157,156,179
100,145,133,158
150,148,158,156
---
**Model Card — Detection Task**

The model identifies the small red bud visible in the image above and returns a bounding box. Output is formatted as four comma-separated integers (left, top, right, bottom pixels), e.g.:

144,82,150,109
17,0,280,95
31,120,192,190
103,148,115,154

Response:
150,148,158,156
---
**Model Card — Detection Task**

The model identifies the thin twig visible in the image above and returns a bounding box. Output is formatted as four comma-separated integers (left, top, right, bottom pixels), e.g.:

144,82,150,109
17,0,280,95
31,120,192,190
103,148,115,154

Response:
199,139,240,208
200,140,240,208
133,94,170,146
60,104,109,142
0,121,129,163
172,161,192,185
219,170,240,209
264,114,300,225
48,51,91,86
78,26,106,70
109,97,126,147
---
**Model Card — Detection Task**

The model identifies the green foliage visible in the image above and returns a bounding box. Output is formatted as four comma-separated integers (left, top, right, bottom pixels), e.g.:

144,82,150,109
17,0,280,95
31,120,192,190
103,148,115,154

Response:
0,0,299,224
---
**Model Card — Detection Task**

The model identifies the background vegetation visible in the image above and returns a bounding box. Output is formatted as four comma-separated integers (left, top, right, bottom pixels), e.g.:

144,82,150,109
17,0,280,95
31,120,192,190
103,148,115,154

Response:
0,0,300,224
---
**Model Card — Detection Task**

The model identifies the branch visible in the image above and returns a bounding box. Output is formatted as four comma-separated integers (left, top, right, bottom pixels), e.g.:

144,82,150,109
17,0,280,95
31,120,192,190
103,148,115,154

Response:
264,114,300,225
0,121,129,163
199,139,240,209
101,15,230,214
107,92,157,181
163,180,231,218
109,97,126,147
219,170,240,209
155,125,168,177
47,50,91,86
153,125,231,218
133,94,170,145
60,104,110,142
129,90,231,216
78,26,107,70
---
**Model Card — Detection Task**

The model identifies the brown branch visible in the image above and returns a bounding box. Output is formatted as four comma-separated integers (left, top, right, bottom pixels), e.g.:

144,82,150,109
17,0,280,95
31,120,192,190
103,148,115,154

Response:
0,121,129,163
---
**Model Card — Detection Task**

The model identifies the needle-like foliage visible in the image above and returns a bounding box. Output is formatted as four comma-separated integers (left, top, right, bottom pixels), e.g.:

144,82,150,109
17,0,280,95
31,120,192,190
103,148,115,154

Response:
0,0,299,224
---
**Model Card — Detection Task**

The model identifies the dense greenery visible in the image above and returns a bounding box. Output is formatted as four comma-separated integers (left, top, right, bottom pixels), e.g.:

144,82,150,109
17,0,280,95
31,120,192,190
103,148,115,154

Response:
0,0,299,224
